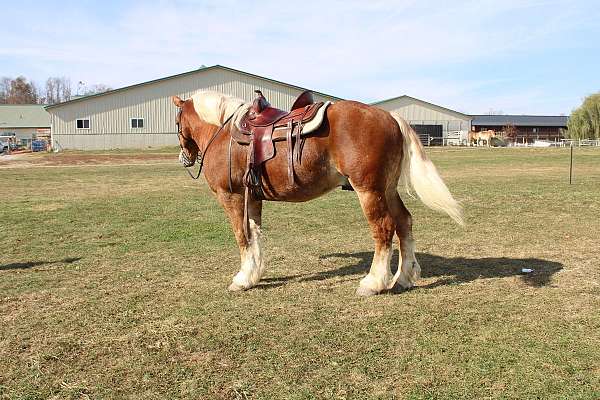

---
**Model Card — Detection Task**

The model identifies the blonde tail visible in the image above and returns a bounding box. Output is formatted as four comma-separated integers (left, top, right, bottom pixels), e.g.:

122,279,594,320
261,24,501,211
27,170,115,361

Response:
391,112,464,226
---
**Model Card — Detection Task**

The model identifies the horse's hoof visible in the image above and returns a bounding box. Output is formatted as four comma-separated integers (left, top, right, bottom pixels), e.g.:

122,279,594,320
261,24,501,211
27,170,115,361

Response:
228,282,246,292
356,286,379,297
396,280,414,289
392,280,414,293
391,284,412,294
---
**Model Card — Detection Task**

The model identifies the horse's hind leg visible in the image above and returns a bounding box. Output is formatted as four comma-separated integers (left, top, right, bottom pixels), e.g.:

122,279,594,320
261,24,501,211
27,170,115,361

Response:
216,191,264,291
354,188,396,296
388,191,421,289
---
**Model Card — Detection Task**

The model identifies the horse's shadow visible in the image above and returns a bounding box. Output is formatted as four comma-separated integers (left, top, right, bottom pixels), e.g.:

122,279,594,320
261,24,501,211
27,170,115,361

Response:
259,251,563,290
0,257,81,271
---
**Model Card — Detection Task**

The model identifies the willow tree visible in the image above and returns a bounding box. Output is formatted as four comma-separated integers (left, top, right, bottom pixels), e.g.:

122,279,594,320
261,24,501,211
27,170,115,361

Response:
567,92,600,139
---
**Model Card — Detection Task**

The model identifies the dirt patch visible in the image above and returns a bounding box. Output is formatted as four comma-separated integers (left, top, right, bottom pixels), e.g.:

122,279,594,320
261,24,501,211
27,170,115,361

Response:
0,151,178,169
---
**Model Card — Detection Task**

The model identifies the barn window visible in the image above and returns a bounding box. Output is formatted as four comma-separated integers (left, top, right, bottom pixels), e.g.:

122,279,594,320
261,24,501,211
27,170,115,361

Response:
131,118,144,128
76,119,90,129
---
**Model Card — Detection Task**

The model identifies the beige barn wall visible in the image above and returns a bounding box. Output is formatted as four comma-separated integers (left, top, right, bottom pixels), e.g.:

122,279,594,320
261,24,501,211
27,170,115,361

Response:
49,68,339,150
51,133,177,151
375,97,471,135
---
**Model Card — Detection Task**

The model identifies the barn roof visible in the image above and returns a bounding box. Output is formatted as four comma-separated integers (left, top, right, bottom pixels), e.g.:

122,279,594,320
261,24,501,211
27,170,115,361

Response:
472,115,569,127
45,65,343,110
371,95,472,119
0,104,50,128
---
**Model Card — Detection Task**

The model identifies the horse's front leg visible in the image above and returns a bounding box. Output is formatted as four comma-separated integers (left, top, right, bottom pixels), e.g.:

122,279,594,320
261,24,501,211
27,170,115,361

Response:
216,191,264,291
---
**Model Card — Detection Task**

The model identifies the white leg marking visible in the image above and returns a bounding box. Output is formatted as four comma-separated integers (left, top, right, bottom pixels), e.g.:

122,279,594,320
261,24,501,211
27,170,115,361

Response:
229,219,264,291
396,238,421,289
357,245,393,296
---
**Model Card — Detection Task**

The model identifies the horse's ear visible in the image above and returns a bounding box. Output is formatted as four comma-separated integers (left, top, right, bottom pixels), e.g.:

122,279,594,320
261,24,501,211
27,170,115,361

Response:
172,96,185,108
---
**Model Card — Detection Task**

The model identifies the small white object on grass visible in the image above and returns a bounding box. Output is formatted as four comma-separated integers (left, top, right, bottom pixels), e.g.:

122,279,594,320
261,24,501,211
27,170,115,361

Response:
521,268,533,274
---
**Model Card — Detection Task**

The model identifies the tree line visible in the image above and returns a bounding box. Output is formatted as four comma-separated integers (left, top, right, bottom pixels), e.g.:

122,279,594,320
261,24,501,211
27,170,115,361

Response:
0,76,111,105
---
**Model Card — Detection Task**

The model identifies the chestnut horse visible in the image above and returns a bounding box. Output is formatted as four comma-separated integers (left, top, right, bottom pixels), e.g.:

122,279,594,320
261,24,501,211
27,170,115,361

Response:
469,130,496,147
172,91,463,296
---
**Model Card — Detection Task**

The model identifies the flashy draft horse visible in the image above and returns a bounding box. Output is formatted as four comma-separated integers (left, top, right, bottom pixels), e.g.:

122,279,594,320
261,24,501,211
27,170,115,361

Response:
172,90,463,296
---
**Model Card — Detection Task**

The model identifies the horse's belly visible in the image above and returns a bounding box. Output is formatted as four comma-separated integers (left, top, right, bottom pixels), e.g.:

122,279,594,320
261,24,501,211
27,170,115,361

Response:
260,138,344,202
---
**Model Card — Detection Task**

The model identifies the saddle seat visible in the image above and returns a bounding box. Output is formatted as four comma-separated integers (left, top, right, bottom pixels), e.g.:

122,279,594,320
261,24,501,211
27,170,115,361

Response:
243,90,319,127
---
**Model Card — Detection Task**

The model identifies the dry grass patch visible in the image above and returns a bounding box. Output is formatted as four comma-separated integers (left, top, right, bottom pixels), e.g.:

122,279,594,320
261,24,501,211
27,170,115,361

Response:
1,147,599,399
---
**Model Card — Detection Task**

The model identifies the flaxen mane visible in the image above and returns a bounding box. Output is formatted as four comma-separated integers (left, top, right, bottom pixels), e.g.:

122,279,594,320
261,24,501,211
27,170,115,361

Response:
191,91,250,129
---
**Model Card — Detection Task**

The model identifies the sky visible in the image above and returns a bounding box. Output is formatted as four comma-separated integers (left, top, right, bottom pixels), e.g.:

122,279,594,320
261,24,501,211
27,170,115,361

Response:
1,0,599,115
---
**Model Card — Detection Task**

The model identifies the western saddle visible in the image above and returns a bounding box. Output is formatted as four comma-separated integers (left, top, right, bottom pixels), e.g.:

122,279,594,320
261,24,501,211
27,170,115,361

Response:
230,90,327,199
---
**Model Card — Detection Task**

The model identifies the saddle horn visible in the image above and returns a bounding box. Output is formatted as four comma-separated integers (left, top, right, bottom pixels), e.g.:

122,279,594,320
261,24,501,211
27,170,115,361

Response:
251,90,270,115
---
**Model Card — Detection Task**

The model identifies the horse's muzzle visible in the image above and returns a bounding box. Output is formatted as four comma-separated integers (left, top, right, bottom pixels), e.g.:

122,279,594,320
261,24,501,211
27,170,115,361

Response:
179,150,195,167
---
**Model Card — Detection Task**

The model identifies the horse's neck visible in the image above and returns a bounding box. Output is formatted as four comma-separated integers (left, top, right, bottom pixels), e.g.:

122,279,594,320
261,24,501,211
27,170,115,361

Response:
192,124,221,151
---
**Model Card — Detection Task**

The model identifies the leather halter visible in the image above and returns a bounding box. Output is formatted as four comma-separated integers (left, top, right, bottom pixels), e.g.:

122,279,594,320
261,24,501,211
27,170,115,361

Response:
177,104,244,180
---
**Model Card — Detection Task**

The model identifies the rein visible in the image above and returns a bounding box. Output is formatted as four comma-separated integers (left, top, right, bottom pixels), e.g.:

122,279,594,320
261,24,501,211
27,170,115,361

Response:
177,104,244,180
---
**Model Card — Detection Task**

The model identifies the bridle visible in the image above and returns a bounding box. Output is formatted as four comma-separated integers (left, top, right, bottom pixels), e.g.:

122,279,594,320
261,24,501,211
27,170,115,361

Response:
176,104,244,180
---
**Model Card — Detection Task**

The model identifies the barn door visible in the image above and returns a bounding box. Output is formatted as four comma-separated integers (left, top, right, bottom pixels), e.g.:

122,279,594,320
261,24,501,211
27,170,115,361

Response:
411,124,443,146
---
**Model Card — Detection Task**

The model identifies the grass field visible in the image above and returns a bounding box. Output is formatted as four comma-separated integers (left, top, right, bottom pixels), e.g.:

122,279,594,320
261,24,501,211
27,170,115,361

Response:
1,147,599,399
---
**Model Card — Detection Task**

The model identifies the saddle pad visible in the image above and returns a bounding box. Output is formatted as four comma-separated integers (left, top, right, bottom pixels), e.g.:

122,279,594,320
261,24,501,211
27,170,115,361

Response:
269,101,331,140
299,101,331,133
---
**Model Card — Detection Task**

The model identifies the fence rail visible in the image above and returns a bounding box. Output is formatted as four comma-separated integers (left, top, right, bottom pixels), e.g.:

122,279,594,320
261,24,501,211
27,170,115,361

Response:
560,139,600,147
414,134,600,148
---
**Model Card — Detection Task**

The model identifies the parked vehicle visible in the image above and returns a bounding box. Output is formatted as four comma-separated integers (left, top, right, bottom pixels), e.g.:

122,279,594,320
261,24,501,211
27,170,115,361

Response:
31,140,47,152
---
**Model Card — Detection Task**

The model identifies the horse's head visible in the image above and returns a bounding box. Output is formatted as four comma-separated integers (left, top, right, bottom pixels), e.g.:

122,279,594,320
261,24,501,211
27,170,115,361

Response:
172,95,200,167
172,92,248,168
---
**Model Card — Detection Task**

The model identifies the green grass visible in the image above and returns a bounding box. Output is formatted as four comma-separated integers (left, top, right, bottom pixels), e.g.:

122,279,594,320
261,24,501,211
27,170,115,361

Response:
1,147,599,399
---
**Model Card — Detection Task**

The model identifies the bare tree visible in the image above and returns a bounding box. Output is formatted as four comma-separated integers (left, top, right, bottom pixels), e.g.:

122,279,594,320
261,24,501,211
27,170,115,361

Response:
45,77,72,104
83,83,112,96
503,123,518,143
0,75,75,104
45,78,56,104
30,81,42,103
0,77,11,103
62,78,72,101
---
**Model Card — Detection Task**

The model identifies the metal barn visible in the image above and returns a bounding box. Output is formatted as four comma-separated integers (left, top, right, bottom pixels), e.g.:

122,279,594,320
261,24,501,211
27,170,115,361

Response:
372,95,472,145
46,65,341,150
